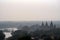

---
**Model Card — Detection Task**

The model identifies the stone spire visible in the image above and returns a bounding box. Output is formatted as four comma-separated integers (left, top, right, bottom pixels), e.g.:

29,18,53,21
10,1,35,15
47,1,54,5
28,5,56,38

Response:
50,21,54,30
45,22,48,26
50,21,53,27
41,22,44,26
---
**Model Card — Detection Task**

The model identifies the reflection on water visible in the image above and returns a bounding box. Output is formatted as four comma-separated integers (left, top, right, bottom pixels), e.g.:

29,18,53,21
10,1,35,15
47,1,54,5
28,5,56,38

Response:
4,32,12,38
1,28,18,38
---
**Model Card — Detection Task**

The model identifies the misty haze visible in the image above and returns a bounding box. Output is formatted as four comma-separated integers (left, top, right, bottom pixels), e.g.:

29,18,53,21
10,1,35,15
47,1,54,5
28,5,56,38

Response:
0,0,60,40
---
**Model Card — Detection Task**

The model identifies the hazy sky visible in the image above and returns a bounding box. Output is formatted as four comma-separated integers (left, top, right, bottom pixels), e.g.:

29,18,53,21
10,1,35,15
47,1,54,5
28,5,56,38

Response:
0,0,60,21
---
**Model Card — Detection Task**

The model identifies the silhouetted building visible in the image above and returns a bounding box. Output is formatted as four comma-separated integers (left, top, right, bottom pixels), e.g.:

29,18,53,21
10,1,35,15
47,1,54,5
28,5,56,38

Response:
45,22,48,27
41,22,44,27
50,21,54,30
54,24,56,30
39,21,56,31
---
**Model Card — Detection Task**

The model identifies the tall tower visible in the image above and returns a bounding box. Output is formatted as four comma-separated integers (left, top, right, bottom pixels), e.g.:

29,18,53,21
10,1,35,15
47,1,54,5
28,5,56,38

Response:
45,22,49,30
50,21,54,30
41,22,44,27
41,22,45,30
45,22,48,27
50,21,53,27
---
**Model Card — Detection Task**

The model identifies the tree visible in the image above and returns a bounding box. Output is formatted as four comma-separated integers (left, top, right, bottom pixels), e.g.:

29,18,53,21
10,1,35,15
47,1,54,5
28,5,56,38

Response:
0,30,5,40
11,30,31,40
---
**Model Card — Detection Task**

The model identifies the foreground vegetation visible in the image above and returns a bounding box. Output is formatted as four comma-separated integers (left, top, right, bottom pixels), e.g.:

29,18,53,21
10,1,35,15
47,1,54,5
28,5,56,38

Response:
0,28,60,40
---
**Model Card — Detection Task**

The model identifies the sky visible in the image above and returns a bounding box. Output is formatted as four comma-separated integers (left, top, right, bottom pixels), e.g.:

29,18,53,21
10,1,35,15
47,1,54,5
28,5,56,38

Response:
0,0,60,21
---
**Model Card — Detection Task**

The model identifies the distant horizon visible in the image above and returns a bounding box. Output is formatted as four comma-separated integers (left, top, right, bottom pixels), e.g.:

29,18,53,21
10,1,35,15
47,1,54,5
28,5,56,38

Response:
0,20,60,22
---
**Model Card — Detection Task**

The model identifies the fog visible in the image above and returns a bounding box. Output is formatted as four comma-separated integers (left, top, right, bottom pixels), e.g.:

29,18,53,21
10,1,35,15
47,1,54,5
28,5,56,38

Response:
0,0,60,21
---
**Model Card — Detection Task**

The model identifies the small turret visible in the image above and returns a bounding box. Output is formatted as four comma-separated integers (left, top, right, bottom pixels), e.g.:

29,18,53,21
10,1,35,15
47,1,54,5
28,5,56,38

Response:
54,24,56,29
